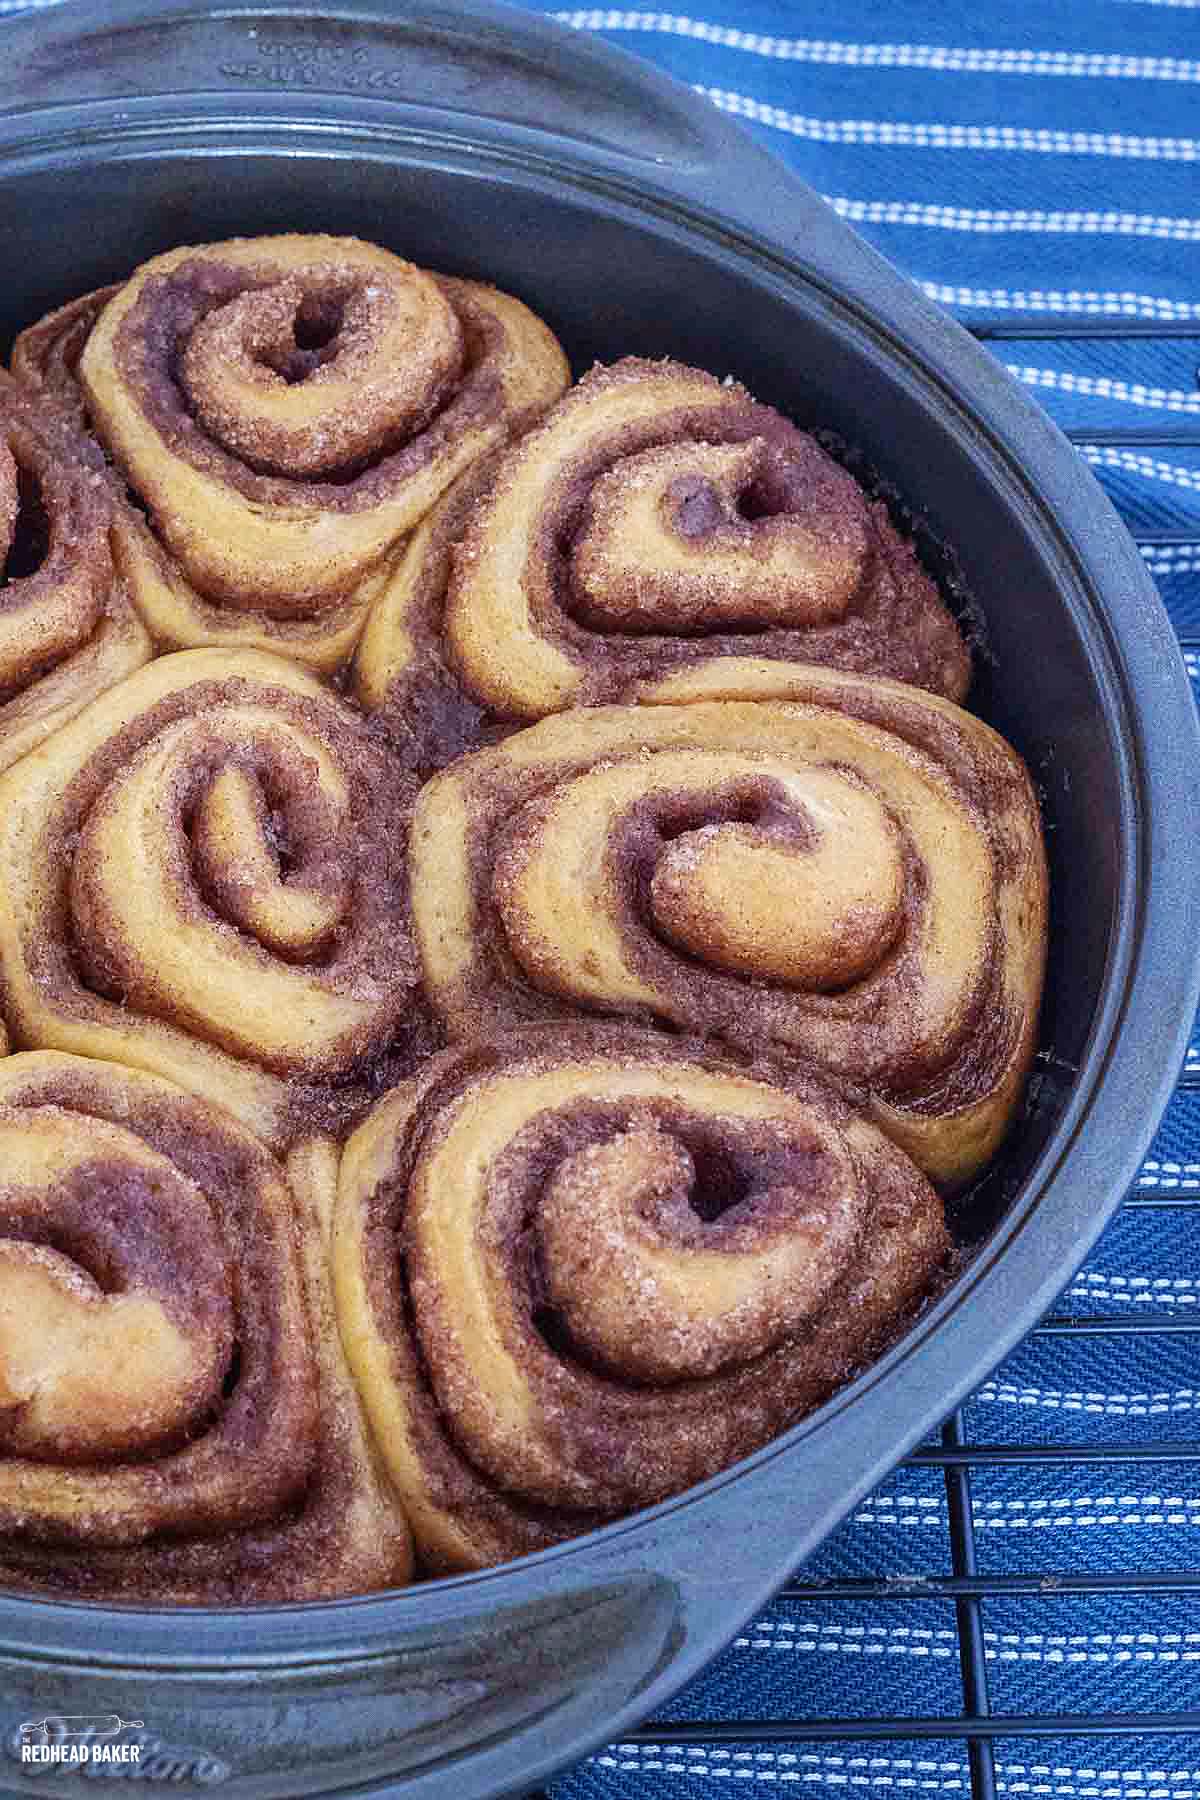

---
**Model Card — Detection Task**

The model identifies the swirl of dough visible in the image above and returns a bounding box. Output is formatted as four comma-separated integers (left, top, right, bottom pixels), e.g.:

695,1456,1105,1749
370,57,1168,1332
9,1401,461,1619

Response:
352,449,500,770
410,667,1047,1185
0,1051,411,1602
9,286,121,431
15,236,568,673
332,1028,948,1572
391,358,969,721
0,372,151,775
0,647,429,1150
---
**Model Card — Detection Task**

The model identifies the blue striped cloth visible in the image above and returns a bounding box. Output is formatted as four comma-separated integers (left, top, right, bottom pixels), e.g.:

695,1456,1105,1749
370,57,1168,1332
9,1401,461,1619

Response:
3,0,1198,1791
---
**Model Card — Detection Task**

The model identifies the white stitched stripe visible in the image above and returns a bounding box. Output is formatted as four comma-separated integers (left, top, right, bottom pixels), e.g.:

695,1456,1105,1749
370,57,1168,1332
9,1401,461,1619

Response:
1146,551,1200,578
856,1517,1200,1530
1066,1286,1197,1304
697,89,1200,160
596,1748,1200,1794
733,1619,1200,1663
853,1493,1200,1528
1068,1272,1200,1304
1137,1159,1200,1189
974,1382,1198,1416
1006,366,1200,413
918,282,1200,318
1081,445,1200,490
553,16,1200,80
827,197,1200,240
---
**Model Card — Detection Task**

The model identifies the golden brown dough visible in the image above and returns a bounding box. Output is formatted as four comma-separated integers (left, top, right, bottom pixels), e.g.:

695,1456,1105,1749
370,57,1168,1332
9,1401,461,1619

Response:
352,448,502,768
0,371,151,774
332,1027,949,1572
410,667,1046,1185
0,1052,412,1602
355,357,969,725
0,647,431,1150
14,236,569,674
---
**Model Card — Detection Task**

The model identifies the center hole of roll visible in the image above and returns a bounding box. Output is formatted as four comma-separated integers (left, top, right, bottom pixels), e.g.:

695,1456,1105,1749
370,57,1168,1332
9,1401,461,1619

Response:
2,466,50,584
734,453,807,523
656,787,773,840
264,804,296,877
266,293,347,385
530,1303,575,1359
293,293,343,354
661,800,757,836
685,1144,753,1224
734,477,779,523
652,780,813,850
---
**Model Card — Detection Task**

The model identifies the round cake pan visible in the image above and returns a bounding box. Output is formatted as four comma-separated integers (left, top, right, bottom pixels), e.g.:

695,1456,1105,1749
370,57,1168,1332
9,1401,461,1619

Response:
1,2,1198,1795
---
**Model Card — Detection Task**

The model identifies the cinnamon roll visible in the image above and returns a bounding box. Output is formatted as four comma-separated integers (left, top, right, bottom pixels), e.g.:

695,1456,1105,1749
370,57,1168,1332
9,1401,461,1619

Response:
0,1051,411,1602
0,647,429,1150
332,1027,949,1572
16,235,569,673
377,358,969,722
410,669,1047,1185
0,372,151,775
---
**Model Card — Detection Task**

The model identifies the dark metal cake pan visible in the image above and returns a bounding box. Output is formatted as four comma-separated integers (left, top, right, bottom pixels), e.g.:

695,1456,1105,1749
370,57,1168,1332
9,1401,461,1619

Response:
0,1,1198,1794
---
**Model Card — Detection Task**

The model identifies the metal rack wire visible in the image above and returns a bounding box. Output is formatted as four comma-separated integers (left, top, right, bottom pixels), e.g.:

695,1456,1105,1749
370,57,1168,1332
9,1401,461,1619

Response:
535,313,1200,1799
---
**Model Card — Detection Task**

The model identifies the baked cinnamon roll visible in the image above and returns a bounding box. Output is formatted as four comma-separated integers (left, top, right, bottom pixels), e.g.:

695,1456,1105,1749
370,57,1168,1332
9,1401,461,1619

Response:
358,357,969,725
0,1052,412,1602
14,235,569,673
410,669,1047,1185
0,372,151,774
0,647,429,1150
332,1028,948,1572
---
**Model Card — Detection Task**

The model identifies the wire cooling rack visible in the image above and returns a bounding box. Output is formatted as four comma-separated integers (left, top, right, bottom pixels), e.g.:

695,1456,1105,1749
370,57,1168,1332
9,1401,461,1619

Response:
533,313,1200,1800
